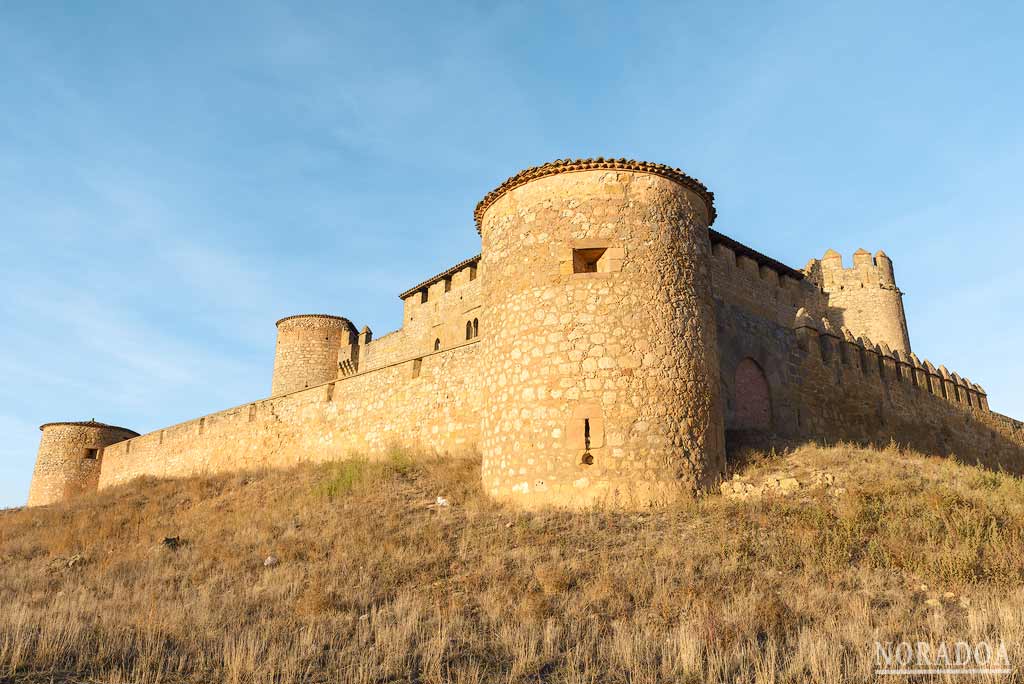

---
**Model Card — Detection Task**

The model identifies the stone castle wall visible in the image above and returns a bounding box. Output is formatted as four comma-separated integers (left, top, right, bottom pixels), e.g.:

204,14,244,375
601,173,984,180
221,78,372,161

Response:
26,157,1024,510
709,240,827,327
715,289,1024,474
789,325,1023,471
359,259,482,372
98,342,482,488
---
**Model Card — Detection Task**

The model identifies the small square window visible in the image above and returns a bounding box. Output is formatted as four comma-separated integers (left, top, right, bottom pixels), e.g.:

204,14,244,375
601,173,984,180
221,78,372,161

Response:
572,247,608,274
84,448,99,460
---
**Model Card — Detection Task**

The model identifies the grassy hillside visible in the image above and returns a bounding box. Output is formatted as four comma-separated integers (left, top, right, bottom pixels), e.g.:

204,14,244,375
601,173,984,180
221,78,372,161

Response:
1,444,1023,683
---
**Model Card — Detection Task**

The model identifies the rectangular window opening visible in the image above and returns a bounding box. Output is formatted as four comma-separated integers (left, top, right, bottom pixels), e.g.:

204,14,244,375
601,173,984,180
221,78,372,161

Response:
419,288,429,304
572,247,608,274
443,277,452,293
84,448,99,460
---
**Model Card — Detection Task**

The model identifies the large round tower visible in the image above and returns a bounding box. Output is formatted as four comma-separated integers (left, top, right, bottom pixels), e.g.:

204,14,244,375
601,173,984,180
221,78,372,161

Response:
475,158,726,509
28,421,138,507
271,314,355,396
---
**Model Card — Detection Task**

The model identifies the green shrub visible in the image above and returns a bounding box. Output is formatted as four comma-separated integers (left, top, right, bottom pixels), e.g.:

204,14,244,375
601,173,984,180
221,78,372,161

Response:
314,459,371,498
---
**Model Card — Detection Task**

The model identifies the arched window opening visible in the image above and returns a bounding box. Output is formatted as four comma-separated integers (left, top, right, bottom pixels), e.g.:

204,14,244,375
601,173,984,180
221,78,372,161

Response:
734,358,771,430
473,318,479,338
466,321,473,340
434,338,441,351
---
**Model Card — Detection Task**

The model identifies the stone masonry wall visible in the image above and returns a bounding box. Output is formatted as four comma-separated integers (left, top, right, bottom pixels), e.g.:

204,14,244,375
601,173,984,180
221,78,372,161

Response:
789,324,1023,472
710,241,827,327
360,262,482,372
714,294,1024,473
29,423,138,506
478,164,726,510
98,342,483,488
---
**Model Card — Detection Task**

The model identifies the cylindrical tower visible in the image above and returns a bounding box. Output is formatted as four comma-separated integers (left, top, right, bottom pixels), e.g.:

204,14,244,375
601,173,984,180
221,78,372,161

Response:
475,158,726,509
814,249,911,355
28,420,138,507
871,250,912,353
271,314,355,396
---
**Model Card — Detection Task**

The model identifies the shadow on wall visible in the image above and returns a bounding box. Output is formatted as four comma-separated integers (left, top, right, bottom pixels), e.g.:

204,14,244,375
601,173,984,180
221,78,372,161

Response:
724,425,1024,480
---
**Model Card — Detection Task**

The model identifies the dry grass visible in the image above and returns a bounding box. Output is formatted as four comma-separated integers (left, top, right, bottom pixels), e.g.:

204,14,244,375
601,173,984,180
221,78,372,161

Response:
1,443,1023,683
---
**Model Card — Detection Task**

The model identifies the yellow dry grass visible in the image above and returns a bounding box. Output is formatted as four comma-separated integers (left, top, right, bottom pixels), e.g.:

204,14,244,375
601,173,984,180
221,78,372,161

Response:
1,443,1023,683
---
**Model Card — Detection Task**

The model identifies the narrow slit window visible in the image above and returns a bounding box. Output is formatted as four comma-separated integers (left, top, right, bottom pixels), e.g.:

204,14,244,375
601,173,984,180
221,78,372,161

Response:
581,418,594,465
434,338,441,351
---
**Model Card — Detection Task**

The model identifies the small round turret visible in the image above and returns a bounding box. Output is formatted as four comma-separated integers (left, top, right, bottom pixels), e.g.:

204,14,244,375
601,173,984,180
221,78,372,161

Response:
875,250,895,287
814,248,911,354
28,420,138,507
271,314,356,396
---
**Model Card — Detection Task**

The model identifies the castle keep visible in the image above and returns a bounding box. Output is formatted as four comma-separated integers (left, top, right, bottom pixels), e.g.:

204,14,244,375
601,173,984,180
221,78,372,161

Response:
27,159,1024,509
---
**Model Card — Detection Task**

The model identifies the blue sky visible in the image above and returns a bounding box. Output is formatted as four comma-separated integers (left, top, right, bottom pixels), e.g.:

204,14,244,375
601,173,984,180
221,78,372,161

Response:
2,1,1021,508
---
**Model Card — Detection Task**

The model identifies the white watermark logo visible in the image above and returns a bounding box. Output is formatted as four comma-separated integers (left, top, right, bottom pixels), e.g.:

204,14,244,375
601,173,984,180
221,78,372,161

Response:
875,640,1012,676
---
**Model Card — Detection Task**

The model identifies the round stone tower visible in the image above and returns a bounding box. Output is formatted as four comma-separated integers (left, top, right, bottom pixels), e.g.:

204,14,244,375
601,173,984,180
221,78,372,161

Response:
28,421,138,507
271,314,355,396
814,249,912,354
475,158,726,509
870,250,912,353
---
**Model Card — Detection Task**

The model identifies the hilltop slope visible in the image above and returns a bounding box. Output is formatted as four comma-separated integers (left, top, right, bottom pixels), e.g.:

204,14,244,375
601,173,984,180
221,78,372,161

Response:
1,444,1023,683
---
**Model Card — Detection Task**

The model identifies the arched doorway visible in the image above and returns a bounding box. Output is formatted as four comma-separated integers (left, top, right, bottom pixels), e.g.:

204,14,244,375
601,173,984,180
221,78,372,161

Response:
734,358,771,430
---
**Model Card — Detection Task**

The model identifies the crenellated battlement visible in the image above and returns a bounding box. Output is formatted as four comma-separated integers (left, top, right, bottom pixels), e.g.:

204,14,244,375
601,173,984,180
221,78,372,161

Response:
710,238,824,328
793,308,988,411
806,248,899,290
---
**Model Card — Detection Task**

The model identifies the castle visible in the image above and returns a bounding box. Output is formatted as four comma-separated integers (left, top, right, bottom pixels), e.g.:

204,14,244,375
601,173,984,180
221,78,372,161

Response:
26,159,1024,510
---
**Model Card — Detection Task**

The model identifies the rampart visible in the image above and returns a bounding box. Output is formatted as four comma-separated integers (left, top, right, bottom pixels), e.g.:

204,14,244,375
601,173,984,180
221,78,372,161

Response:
26,157,1024,510
709,233,826,327
98,342,482,488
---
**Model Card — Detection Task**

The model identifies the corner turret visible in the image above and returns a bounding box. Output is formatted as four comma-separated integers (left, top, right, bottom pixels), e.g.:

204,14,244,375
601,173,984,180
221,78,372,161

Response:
271,314,357,396
806,247,912,354
28,420,138,506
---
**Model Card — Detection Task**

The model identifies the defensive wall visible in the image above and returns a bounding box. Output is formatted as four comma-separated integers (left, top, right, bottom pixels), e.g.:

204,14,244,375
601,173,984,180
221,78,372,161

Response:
26,157,1024,509
716,298,1024,473
99,341,482,488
